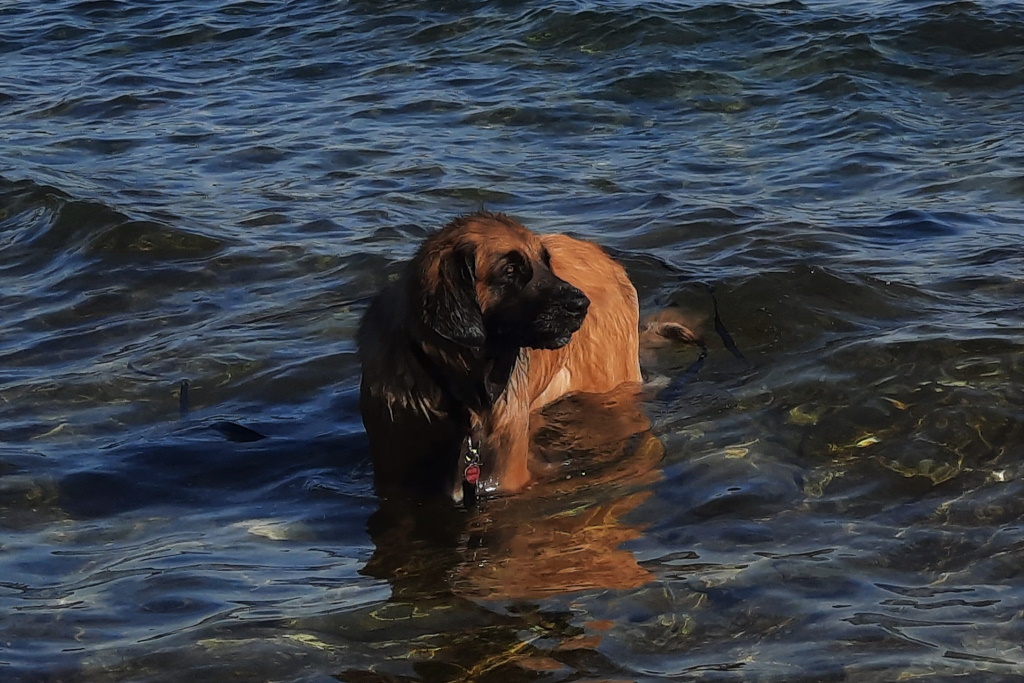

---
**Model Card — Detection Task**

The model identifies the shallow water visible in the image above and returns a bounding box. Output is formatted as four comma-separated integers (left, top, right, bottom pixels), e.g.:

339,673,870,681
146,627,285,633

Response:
2,0,1023,681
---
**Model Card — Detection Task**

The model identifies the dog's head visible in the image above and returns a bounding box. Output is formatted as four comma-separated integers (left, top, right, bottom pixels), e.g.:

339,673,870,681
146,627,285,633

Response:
411,212,590,352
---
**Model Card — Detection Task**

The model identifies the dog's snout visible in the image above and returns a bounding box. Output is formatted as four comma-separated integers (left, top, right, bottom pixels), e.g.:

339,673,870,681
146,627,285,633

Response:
561,285,590,315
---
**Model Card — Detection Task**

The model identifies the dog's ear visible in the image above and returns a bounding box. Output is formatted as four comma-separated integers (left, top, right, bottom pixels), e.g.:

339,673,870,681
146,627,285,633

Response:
415,243,486,348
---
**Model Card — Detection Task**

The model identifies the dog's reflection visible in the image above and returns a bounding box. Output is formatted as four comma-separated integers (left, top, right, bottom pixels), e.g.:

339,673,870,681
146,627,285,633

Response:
362,382,662,601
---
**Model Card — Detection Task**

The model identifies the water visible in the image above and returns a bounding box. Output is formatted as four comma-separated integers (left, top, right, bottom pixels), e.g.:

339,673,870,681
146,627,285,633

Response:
2,0,1023,680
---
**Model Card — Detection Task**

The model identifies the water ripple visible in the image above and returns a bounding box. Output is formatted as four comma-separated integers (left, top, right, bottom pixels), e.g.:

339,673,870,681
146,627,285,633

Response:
2,0,1024,680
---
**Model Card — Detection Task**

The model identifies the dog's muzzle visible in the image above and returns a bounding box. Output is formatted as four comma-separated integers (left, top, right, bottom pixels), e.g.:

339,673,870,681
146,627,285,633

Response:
529,282,589,349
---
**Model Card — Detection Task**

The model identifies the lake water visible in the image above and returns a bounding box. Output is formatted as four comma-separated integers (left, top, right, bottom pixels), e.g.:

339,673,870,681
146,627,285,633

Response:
2,1,1023,680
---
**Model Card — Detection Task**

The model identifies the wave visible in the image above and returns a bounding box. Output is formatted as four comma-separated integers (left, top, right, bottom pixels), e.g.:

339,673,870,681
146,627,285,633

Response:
0,176,223,272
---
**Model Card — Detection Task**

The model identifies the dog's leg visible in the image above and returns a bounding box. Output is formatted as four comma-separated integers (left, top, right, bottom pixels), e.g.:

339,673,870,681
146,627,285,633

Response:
483,399,532,492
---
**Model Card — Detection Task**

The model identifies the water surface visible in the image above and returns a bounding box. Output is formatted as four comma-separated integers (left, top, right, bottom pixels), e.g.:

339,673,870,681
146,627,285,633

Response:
2,1,1023,681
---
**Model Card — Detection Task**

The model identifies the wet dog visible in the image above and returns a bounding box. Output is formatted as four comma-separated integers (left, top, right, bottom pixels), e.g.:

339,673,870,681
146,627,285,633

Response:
358,211,647,502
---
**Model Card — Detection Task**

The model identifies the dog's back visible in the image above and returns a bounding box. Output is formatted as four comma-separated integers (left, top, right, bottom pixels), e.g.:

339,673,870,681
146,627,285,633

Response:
522,234,642,410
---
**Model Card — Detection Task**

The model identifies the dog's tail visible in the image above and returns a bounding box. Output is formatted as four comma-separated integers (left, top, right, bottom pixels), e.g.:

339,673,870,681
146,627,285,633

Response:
645,290,748,402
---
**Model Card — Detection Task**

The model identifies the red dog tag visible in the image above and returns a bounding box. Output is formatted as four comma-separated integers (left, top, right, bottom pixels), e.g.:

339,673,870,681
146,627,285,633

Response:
464,464,480,485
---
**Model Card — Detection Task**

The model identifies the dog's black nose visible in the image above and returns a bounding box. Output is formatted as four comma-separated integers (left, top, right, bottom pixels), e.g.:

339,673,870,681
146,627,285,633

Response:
560,285,590,315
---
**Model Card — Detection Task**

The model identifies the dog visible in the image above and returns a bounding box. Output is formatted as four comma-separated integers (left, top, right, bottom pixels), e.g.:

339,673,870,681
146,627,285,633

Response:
358,211,661,503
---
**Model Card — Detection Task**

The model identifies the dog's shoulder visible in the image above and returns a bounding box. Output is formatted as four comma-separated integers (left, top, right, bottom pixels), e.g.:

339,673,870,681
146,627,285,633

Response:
539,232,608,261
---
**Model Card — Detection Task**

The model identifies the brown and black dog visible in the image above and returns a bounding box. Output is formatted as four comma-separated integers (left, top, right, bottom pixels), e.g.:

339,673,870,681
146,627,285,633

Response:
358,211,682,502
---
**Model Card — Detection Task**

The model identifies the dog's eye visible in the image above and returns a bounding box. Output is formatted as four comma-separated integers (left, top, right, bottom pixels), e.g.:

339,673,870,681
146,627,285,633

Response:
499,252,529,285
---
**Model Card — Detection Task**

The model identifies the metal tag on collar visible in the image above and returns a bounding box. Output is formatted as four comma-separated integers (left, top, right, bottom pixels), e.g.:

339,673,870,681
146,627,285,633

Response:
463,435,481,485
462,435,482,507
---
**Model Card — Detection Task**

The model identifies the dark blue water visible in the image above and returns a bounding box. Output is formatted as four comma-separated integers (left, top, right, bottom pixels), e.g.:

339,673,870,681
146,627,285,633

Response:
2,1,1023,680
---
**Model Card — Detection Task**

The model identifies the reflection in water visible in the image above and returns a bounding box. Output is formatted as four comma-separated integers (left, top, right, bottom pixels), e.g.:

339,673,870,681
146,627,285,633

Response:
364,383,664,601
456,486,655,600
357,385,666,678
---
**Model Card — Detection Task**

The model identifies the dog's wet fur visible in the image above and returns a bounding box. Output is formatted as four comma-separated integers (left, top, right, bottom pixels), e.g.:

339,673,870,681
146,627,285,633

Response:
358,212,690,501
